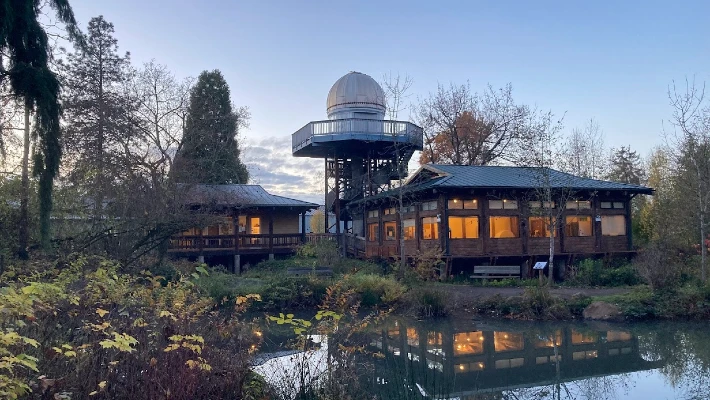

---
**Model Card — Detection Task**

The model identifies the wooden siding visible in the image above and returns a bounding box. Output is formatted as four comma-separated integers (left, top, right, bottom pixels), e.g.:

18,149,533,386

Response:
358,190,635,260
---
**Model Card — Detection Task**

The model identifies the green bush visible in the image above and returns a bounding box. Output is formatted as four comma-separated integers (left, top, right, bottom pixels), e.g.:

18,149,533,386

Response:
571,259,640,287
406,287,449,317
567,294,593,317
342,273,407,306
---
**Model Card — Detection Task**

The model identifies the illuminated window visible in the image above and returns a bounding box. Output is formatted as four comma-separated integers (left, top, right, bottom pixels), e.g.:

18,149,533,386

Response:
606,331,632,342
403,219,415,240
406,328,419,346
421,201,438,211
367,210,379,218
449,216,479,239
489,199,518,210
250,217,261,234
448,199,478,210
495,358,524,369
367,223,379,242
573,350,598,360
494,332,524,352
529,217,556,238
571,330,598,344
566,200,591,210
421,217,439,240
602,215,626,236
533,330,562,348
489,217,520,238
384,221,397,240
383,207,396,215
453,332,485,355
565,216,592,237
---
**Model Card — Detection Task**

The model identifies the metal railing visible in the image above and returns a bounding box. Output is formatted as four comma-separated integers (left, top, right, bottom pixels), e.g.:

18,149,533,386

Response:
292,118,423,152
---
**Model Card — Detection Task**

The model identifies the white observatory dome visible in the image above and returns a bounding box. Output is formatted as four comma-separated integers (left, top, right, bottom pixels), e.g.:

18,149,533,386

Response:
326,72,386,120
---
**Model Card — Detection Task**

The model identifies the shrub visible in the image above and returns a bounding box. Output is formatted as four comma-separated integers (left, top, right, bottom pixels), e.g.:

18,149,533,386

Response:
567,294,593,317
406,287,450,317
634,240,682,289
342,273,406,306
570,258,640,287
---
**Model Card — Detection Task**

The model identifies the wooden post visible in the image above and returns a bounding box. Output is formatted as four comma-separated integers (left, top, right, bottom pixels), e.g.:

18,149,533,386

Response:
301,211,307,244
233,214,240,274
268,211,274,256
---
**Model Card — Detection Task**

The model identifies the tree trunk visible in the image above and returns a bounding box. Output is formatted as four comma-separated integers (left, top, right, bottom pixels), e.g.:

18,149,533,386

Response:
18,104,31,259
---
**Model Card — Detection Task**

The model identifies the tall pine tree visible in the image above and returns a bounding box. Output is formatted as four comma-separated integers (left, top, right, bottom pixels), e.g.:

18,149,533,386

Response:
173,70,249,185
62,16,132,221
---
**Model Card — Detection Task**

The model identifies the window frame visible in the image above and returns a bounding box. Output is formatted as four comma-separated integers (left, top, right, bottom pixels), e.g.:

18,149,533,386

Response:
384,221,397,240
601,215,626,236
403,219,416,240
367,223,379,242
421,216,439,240
565,215,593,237
489,199,518,210
448,216,480,239
489,216,520,238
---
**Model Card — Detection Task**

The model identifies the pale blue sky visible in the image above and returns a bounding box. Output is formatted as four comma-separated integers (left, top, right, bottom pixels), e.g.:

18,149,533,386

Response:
67,0,709,202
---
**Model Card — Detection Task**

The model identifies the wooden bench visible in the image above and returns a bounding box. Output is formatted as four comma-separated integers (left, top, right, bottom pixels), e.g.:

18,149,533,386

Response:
470,265,520,279
286,267,333,277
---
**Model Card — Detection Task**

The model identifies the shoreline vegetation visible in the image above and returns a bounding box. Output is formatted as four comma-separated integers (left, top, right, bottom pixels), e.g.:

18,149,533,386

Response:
2,242,710,398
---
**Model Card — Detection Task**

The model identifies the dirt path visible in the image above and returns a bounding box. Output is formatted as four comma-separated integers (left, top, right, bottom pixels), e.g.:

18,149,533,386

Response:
428,284,630,302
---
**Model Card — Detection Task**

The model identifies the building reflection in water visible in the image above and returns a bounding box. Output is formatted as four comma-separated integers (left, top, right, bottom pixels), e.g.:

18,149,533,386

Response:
370,319,663,399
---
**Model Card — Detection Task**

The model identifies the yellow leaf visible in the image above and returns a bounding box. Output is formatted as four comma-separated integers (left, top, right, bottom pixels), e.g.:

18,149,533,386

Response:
98,381,107,389
96,308,109,318
89,391,98,396
64,350,77,357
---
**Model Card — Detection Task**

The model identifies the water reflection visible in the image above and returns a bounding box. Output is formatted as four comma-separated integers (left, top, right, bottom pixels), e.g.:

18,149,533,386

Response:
256,317,710,400
370,319,665,399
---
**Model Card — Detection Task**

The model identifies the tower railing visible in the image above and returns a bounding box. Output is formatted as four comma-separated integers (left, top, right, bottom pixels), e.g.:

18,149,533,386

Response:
292,118,423,152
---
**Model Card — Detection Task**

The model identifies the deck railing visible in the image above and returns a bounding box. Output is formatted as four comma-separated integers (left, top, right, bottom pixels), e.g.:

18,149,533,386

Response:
169,233,340,252
292,118,423,152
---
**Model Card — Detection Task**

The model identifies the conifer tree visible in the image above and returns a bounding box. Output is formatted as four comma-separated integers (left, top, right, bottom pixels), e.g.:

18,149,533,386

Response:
173,70,249,184
607,146,644,184
62,16,132,220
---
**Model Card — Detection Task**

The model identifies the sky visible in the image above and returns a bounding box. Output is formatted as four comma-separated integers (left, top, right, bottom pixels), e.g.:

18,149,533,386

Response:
67,0,710,204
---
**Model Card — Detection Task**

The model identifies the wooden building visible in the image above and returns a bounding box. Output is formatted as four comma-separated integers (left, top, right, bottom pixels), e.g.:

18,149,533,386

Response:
169,184,318,270
345,164,653,277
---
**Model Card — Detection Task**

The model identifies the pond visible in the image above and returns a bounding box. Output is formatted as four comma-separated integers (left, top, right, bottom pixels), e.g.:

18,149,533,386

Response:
252,315,710,399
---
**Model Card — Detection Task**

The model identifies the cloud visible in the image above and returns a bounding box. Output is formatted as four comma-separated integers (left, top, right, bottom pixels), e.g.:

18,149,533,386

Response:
243,136,323,204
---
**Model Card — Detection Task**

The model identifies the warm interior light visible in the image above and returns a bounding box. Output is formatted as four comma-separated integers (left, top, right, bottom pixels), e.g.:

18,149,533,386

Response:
459,365,465,370
453,199,459,203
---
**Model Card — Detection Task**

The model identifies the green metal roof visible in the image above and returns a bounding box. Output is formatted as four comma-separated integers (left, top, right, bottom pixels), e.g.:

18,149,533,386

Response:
349,164,653,206
424,164,654,193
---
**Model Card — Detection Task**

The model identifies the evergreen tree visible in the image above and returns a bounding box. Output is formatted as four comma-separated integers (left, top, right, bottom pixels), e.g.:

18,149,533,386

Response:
0,0,83,249
62,16,132,220
607,146,644,184
173,70,249,184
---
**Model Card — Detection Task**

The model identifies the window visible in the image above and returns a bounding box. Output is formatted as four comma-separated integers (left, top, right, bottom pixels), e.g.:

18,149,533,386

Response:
449,216,479,239
529,201,555,209
367,223,379,242
250,217,261,234
565,216,592,237
403,219,415,240
602,215,626,236
489,199,518,210
448,199,478,210
566,200,591,210
421,217,439,240
403,205,416,213
384,207,396,215
529,217,555,238
600,201,624,209
490,216,520,238
421,201,438,211
384,221,397,240
367,210,379,218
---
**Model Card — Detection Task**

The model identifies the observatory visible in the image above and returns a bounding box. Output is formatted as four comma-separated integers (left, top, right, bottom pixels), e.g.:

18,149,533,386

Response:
292,71,423,235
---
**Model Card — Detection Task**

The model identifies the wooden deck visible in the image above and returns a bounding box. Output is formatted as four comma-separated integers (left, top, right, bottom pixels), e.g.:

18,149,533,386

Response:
168,233,338,255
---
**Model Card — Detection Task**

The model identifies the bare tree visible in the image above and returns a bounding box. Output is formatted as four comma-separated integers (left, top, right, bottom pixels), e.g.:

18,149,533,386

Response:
415,82,529,166
667,78,710,282
558,118,607,179
517,110,567,285
382,73,415,277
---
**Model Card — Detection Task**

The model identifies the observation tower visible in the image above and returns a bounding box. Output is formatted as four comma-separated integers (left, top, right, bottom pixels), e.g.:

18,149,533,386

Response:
292,71,423,234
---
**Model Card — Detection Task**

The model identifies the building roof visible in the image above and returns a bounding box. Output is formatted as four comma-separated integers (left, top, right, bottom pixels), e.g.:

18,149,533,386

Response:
181,184,318,209
349,164,653,206
420,164,654,193
326,71,386,116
